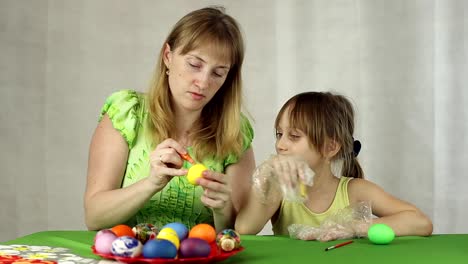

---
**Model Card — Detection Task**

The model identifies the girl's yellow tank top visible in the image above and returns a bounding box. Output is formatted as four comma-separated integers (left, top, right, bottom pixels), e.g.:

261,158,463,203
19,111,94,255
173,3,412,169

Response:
272,176,353,235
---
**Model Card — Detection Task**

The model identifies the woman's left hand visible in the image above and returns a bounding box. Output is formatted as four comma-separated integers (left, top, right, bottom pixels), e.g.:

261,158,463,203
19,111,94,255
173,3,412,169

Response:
196,170,232,213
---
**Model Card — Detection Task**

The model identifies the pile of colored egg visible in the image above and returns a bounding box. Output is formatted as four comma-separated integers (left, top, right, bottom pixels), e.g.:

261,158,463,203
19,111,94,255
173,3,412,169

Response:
93,222,241,260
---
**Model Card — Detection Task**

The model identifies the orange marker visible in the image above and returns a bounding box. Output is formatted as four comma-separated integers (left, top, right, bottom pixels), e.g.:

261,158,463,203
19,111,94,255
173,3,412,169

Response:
181,153,195,164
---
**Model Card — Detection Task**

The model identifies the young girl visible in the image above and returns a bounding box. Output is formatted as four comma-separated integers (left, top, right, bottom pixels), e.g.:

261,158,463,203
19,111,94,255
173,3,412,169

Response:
235,92,432,240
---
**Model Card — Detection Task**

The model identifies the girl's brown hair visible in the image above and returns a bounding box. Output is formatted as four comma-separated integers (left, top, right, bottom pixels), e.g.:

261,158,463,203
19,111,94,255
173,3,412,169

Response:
274,92,364,179
147,6,246,161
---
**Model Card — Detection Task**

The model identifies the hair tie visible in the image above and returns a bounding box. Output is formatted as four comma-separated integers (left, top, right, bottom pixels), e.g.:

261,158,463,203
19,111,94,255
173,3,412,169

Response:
353,139,361,157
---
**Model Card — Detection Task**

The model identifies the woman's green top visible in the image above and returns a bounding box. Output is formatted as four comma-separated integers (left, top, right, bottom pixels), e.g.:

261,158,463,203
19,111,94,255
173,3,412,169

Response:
99,90,254,229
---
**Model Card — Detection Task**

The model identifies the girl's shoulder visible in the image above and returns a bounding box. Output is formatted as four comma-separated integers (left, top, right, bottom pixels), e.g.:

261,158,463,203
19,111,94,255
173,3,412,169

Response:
347,177,381,188
347,177,386,202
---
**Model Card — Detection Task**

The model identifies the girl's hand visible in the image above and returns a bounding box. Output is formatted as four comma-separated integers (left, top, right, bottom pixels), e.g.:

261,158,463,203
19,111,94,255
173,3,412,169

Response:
270,155,314,190
197,170,232,213
148,138,188,190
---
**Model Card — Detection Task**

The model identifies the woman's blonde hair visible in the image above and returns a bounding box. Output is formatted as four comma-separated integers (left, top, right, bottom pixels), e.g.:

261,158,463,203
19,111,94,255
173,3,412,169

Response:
274,92,364,179
147,6,245,161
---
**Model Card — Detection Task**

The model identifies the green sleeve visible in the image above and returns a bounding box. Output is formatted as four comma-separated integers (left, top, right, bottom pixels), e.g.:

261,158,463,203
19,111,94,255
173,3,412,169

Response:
99,89,141,148
224,114,254,167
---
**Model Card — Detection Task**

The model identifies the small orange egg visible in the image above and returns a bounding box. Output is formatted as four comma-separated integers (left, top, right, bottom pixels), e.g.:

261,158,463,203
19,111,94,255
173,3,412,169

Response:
188,223,216,243
111,224,134,237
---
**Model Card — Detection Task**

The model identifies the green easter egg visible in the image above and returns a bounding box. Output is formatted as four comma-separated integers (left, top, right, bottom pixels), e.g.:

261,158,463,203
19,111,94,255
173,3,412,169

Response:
367,223,395,245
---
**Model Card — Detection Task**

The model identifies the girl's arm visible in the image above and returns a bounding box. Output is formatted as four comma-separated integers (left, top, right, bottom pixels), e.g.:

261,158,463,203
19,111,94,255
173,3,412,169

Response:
348,178,433,236
234,177,283,235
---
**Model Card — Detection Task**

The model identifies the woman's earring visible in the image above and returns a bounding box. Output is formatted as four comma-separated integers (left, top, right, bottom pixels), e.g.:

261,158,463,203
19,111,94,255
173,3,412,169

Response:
166,69,170,75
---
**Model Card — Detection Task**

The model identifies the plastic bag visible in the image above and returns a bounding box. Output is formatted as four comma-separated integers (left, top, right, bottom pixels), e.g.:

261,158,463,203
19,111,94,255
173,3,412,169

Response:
252,155,314,203
288,201,372,242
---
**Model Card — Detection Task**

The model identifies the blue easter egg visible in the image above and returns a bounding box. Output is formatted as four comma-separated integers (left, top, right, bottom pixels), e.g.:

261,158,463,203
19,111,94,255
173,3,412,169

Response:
179,238,211,258
161,222,189,240
142,239,177,259
111,236,142,257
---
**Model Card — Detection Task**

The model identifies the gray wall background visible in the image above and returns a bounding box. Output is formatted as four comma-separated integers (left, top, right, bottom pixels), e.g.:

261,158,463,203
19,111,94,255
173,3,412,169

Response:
1,0,467,242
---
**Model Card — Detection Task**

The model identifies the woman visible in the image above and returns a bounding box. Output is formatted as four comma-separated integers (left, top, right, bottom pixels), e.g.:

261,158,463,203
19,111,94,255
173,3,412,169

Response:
84,6,255,232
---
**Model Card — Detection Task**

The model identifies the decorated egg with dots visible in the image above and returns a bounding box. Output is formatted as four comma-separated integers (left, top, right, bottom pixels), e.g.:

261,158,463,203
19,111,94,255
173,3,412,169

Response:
161,222,188,240
142,239,177,259
111,236,142,257
187,164,207,185
94,229,117,254
189,223,216,243
216,229,241,251
157,227,180,249
368,223,395,245
179,238,211,258
132,223,158,244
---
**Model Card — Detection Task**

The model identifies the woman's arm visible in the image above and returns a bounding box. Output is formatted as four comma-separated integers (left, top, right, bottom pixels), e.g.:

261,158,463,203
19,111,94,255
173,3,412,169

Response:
228,147,256,213
198,148,256,232
84,115,186,230
348,179,433,236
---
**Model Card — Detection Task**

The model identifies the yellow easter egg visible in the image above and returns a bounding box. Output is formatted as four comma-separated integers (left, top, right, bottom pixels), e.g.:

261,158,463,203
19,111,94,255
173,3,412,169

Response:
157,227,180,249
187,164,207,185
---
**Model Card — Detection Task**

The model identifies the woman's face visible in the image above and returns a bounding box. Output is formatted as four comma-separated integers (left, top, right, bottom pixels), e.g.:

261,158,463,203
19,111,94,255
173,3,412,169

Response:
163,43,231,112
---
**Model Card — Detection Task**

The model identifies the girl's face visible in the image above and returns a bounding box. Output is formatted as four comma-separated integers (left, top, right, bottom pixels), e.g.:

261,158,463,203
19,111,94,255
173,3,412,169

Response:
163,43,231,112
275,109,325,171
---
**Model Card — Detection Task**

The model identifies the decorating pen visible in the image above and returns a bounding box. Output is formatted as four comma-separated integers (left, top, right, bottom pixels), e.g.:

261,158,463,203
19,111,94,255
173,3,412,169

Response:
181,153,195,164
325,240,353,251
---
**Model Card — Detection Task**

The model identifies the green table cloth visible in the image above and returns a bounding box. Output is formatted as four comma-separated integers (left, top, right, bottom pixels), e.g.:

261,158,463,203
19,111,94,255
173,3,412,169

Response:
2,231,468,263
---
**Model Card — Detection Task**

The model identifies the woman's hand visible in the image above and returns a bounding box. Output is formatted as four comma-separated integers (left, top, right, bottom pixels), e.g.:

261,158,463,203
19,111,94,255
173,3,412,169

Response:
197,170,232,213
148,138,188,190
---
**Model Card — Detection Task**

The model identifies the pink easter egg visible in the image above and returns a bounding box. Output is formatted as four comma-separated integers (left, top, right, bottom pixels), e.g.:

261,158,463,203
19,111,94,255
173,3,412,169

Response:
94,230,117,254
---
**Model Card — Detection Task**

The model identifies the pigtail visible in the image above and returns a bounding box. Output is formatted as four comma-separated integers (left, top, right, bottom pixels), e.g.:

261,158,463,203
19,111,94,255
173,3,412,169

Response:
345,156,364,179
342,140,364,179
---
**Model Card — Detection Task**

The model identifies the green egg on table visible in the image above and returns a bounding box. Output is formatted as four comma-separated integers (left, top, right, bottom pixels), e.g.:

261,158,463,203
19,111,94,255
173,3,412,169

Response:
367,223,395,245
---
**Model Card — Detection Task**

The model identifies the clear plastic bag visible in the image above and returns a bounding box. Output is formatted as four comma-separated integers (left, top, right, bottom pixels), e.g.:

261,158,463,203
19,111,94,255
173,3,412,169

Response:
288,201,372,242
252,155,314,203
